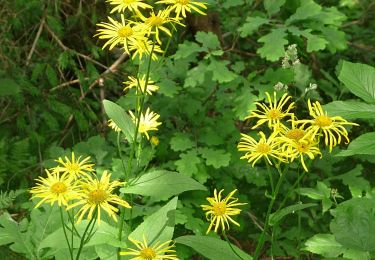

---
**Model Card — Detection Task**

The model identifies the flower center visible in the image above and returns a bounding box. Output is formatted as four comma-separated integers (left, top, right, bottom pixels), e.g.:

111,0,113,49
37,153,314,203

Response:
297,142,310,153
88,189,108,204
315,115,332,127
176,0,190,4
118,26,133,38
213,202,227,216
257,143,271,154
267,109,281,119
286,129,305,141
50,182,67,194
146,16,164,26
140,248,156,260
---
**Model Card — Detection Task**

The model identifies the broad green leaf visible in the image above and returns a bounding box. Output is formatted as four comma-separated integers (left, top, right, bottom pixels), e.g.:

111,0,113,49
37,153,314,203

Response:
175,235,252,260
175,150,201,177
299,182,332,212
195,32,221,50
338,61,375,103
233,89,257,120
337,132,375,156
103,99,135,142
238,17,268,38
330,198,375,251
324,101,375,119
129,197,178,244
0,78,21,96
222,0,244,8
170,133,195,151
257,28,288,61
198,148,231,168
343,248,371,260
184,63,207,88
321,26,347,53
304,234,344,257
264,0,286,16
174,41,203,60
269,203,317,225
286,0,322,25
120,170,206,199
304,32,328,52
207,59,237,83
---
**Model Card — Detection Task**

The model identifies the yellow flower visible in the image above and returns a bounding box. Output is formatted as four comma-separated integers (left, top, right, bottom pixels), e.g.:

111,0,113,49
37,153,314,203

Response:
201,189,246,234
139,9,183,44
277,120,306,142
30,170,79,208
156,0,207,18
237,131,286,167
129,108,162,140
120,235,178,260
53,152,94,179
246,92,295,130
296,100,358,152
128,39,164,61
124,74,159,95
150,136,160,146
281,135,321,172
67,171,131,224
108,119,121,132
95,15,145,52
107,0,152,14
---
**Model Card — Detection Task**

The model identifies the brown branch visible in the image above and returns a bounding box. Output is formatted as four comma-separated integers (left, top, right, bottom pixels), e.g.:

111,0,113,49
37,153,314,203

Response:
26,11,46,66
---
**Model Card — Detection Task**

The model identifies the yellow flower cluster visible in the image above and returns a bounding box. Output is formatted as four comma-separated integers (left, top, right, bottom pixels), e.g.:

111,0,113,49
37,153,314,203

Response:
30,152,131,224
95,0,207,59
237,92,358,172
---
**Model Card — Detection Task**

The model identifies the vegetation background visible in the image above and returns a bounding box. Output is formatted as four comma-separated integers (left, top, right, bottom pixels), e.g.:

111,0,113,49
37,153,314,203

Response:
0,0,375,259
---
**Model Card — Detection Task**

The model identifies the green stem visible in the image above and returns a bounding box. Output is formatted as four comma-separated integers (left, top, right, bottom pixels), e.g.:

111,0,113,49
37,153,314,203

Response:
222,232,245,260
297,168,301,259
59,207,73,260
75,213,97,260
254,168,285,259
265,162,274,194
277,170,306,212
117,131,127,179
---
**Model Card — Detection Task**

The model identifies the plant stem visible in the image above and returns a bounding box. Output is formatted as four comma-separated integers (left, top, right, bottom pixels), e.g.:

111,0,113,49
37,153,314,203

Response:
277,170,306,212
75,213,97,260
253,167,285,259
59,207,73,260
297,168,301,259
266,161,274,194
222,232,245,260
117,131,127,179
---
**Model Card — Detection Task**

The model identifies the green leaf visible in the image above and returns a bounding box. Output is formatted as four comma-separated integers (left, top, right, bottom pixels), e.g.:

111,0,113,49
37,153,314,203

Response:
175,150,201,177
264,0,286,16
269,203,317,225
257,28,288,61
338,61,375,103
299,182,332,212
198,148,231,168
174,41,203,60
207,59,237,83
330,198,375,252
185,63,207,88
46,64,59,86
321,26,347,53
0,78,21,96
120,170,205,199
238,16,268,38
337,132,375,157
304,32,328,52
195,32,221,50
129,197,178,244
170,133,195,151
103,100,135,143
286,0,322,25
175,235,252,260
222,0,244,8
324,101,375,119
233,89,257,120
304,234,344,257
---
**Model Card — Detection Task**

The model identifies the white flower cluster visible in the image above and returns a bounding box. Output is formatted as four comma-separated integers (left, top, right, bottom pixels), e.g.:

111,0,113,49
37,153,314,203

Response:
282,44,300,68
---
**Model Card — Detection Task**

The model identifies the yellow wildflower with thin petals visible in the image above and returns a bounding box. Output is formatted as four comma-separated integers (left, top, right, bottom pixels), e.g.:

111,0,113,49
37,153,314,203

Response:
67,171,131,225
246,92,295,130
277,119,307,142
201,189,246,234
120,235,179,259
124,75,159,95
108,119,121,132
156,0,207,18
107,0,152,14
296,100,358,152
30,170,80,208
237,131,286,167
95,15,145,52
53,152,94,179
129,108,162,140
128,39,164,61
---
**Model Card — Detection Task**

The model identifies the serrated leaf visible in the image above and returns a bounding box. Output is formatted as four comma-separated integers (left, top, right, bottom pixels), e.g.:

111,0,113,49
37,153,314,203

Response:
304,32,328,52
257,28,288,61
207,59,237,83
195,32,221,50
324,101,375,119
304,234,344,257
175,150,201,177
286,0,322,25
198,148,231,168
238,16,268,38
174,41,203,60
321,26,347,53
337,132,375,157
175,235,252,260
170,133,195,151
264,0,286,16
120,170,205,199
269,203,317,225
103,100,135,143
338,61,375,103
129,197,178,244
